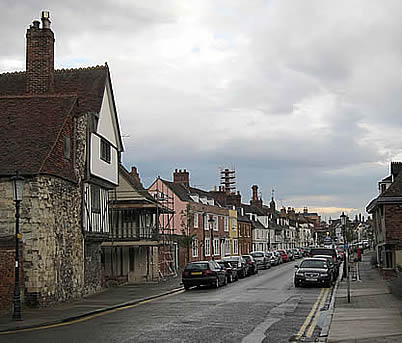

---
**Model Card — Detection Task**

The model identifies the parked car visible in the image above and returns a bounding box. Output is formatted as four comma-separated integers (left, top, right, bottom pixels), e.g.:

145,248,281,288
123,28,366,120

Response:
250,251,271,269
223,256,248,278
267,251,280,266
274,251,283,264
182,261,227,290
313,254,339,280
293,248,302,259
294,258,332,287
309,247,339,264
277,249,289,263
242,255,258,275
286,249,295,261
216,259,238,283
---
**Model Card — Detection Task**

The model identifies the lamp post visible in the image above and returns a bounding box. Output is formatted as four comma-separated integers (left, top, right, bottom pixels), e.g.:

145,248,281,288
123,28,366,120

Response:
340,211,351,303
209,215,215,260
11,171,24,321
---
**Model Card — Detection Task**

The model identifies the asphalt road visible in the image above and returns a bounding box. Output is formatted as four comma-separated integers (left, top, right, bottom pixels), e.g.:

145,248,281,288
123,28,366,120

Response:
2,260,332,343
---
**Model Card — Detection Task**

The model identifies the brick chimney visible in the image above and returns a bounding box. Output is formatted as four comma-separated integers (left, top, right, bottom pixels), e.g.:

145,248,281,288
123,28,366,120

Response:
391,162,402,179
130,166,142,186
250,185,263,208
26,11,55,94
173,169,190,188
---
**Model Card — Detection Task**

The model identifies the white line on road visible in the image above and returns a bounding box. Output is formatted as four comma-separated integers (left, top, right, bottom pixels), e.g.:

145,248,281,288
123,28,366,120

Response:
241,296,301,343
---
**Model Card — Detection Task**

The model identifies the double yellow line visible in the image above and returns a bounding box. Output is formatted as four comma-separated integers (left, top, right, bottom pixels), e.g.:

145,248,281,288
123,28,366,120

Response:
0,289,185,335
295,287,330,340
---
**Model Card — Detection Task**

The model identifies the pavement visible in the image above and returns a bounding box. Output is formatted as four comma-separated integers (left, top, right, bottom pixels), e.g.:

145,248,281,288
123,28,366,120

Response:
0,277,183,333
327,250,402,343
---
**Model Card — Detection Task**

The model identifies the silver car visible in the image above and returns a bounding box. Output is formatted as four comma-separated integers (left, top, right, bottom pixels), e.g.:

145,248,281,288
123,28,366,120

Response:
250,251,271,269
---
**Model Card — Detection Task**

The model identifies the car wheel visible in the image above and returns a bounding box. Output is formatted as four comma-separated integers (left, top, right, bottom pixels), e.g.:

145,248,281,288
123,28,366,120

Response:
223,276,228,285
215,278,219,288
294,282,299,287
229,274,233,283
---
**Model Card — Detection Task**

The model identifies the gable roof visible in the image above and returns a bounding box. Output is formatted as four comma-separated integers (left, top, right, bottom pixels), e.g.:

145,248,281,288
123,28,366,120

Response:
118,164,155,203
0,95,77,178
0,65,124,178
381,174,402,197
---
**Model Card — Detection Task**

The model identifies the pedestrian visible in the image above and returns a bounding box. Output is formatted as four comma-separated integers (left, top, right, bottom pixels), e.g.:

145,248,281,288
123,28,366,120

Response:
357,247,362,262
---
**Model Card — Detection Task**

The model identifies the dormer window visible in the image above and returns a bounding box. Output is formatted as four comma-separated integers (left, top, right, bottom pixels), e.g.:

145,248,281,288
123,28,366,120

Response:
100,138,111,163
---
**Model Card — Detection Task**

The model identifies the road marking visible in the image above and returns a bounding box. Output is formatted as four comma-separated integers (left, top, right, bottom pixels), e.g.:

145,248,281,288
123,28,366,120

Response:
294,288,324,340
0,289,185,335
306,287,330,337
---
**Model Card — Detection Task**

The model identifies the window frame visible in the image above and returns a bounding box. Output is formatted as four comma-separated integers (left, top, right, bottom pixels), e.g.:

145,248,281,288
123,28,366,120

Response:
100,138,111,164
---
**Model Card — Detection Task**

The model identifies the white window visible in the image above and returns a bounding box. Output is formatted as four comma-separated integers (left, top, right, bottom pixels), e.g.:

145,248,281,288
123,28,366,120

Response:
224,217,229,232
213,215,218,231
205,238,210,256
213,238,220,256
233,239,238,255
204,215,209,230
194,213,199,228
225,239,230,256
232,218,237,231
192,238,198,258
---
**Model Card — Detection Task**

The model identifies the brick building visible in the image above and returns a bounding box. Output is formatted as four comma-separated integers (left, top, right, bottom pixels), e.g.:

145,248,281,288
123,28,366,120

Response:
149,170,230,270
367,162,402,271
0,12,123,312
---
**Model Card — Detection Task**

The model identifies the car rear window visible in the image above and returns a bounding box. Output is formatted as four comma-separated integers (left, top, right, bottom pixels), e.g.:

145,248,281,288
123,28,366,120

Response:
300,260,327,268
185,263,209,270
310,248,336,257
251,252,264,257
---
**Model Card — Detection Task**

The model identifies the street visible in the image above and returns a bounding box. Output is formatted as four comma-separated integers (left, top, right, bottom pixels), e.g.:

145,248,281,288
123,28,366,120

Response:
2,261,332,343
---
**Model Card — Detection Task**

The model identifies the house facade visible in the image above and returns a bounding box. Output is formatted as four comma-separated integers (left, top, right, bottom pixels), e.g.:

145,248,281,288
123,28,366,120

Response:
0,12,123,311
102,165,160,284
149,169,230,269
367,162,402,271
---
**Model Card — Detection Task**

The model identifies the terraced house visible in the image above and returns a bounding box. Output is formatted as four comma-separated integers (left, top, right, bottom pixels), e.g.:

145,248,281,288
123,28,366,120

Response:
0,12,123,312
149,169,230,269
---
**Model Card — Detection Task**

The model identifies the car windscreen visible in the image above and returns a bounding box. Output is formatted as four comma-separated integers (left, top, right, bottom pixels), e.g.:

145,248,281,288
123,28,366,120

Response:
251,252,264,257
185,263,209,270
300,260,327,269
242,256,251,261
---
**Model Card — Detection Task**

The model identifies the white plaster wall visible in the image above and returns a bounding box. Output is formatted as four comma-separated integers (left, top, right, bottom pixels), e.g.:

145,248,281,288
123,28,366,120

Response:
90,134,118,185
97,86,117,147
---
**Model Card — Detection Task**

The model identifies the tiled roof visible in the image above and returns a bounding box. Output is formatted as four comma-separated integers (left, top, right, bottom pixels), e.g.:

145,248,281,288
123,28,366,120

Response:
0,66,109,178
0,95,77,178
119,165,155,202
0,66,107,115
160,180,193,202
381,174,402,197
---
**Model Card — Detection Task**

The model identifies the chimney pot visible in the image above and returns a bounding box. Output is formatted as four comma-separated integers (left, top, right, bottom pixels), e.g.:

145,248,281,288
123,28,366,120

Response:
41,11,51,29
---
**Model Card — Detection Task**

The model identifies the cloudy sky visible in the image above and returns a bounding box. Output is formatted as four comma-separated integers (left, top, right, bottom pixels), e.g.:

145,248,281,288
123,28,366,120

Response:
2,0,402,219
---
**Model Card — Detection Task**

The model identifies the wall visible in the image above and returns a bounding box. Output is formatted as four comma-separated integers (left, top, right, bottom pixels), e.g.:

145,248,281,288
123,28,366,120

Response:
0,237,23,315
385,204,402,246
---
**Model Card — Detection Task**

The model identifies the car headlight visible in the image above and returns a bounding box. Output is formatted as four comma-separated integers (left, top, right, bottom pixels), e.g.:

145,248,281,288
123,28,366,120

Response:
295,271,304,276
320,273,328,277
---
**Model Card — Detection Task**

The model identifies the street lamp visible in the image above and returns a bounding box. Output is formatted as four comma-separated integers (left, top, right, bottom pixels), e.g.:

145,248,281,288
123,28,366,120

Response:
340,211,350,303
11,171,24,321
208,215,215,260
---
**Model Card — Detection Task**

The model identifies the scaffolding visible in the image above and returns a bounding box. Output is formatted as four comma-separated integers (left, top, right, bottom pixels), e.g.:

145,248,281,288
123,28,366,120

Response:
220,168,236,193
149,178,177,279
